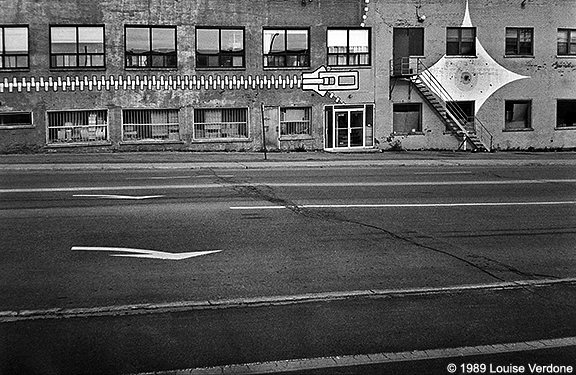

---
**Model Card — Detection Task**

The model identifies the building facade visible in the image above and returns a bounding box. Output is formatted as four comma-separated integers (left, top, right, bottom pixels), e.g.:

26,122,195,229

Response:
0,0,575,153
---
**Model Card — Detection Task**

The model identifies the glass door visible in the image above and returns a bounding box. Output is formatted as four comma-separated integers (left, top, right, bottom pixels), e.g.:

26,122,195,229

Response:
335,109,364,148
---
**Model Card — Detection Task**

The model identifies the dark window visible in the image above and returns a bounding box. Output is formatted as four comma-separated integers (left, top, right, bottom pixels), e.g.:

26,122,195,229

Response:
263,29,309,67
50,26,105,68
196,27,244,68
393,103,422,134
505,28,533,56
557,100,576,128
0,112,32,126
0,26,29,69
446,27,476,56
327,28,370,66
557,29,576,56
505,101,532,130
125,26,177,68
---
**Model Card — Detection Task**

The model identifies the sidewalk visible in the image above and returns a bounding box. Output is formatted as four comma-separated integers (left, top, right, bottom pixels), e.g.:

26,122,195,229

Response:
1,150,576,170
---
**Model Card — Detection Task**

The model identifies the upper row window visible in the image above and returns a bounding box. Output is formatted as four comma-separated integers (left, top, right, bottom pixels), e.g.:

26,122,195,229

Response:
125,26,177,69
558,29,576,56
0,26,29,69
263,28,309,67
50,26,105,68
196,27,244,68
327,28,370,66
446,27,476,56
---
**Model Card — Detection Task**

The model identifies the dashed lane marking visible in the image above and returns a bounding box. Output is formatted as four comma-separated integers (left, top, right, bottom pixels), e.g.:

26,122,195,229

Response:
1,277,575,323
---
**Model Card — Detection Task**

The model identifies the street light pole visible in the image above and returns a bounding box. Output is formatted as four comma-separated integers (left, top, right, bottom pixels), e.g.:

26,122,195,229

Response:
260,102,267,160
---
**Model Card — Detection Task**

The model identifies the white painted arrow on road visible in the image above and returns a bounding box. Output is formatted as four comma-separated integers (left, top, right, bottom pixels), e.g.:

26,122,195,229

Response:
71,246,222,260
73,194,165,200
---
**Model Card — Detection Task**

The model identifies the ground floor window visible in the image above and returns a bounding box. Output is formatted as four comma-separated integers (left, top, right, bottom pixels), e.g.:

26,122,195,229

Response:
557,100,576,128
280,107,311,136
194,108,248,139
447,101,475,132
324,104,373,149
122,109,180,141
0,112,32,128
393,103,422,134
504,100,532,130
47,109,107,144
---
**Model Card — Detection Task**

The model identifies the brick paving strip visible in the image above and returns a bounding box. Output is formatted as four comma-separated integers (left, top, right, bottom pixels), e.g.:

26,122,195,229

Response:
1,277,576,323
127,336,576,375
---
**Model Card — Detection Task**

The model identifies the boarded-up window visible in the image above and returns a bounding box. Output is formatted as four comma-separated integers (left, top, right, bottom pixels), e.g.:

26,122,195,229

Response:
393,103,421,134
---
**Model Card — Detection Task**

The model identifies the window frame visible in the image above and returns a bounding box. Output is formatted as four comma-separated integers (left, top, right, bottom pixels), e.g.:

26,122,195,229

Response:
556,100,576,129
557,29,576,56
327,27,371,67
49,25,106,69
446,27,476,56
0,25,29,70
0,111,33,129
505,27,534,57
195,26,245,69
263,28,310,68
124,25,177,69
504,100,532,131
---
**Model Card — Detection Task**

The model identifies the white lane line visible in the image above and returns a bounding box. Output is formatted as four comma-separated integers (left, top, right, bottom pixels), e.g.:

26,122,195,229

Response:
2,277,575,323
73,194,165,200
124,175,234,180
230,201,576,210
174,337,576,375
414,171,473,174
71,246,221,260
2,178,576,194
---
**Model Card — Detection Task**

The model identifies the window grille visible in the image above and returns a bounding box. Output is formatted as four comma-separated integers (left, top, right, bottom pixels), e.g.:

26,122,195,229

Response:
194,108,248,139
280,107,311,135
47,110,108,144
122,109,180,141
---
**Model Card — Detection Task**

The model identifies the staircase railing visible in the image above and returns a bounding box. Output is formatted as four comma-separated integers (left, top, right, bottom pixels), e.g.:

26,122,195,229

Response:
392,57,493,151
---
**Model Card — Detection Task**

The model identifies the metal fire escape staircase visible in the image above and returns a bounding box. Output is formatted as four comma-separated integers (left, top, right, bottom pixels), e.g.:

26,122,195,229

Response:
391,58,493,151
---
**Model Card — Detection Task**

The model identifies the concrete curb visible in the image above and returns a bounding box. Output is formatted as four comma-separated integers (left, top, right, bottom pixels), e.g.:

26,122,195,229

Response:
2,158,576,171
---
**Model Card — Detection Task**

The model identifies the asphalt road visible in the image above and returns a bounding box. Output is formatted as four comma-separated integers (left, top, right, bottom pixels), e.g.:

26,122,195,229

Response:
1,164,575,374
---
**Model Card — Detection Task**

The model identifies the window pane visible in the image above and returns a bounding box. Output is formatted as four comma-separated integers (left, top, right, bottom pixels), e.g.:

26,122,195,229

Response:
446,28,459,42
4,27,28,53
327,29,348,53
151,28,175,53
126,28,150,53
264,30,284,54
51,27,77,53
197,29,219,54
221,29,243,52
349,29,368,53
0,112,32,126
557,100,576,127
461,28,475,42
408,28,424,56
286,30,307,52
78,27,104,53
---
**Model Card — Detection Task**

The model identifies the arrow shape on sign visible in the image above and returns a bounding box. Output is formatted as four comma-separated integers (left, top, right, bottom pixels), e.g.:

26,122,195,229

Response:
73,194,165,200
71,246,222,260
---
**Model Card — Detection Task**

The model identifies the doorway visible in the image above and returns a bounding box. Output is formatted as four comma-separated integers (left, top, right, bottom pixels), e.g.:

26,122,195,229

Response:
325,105,374,150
